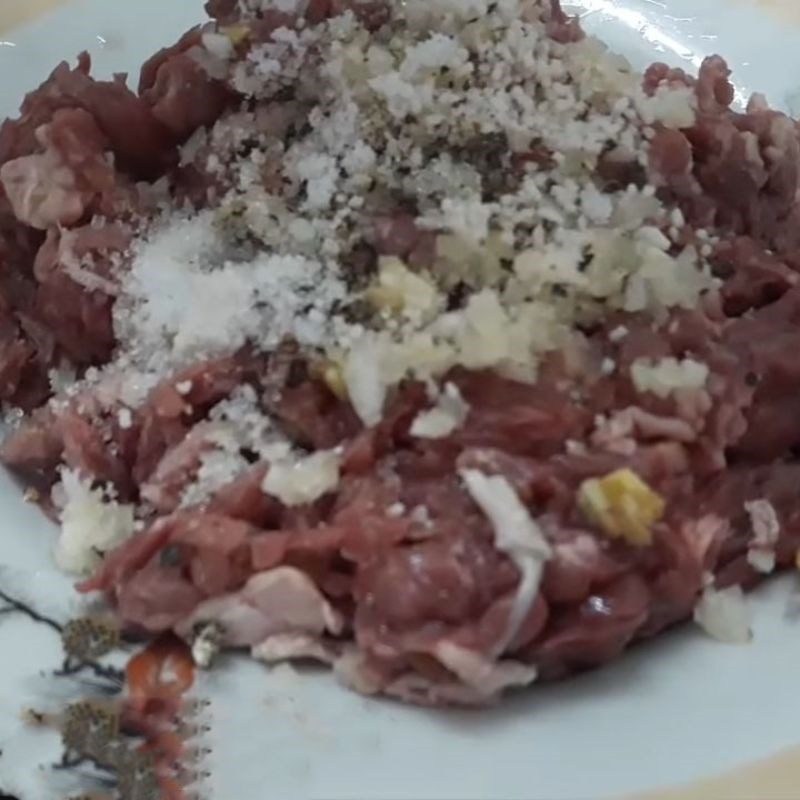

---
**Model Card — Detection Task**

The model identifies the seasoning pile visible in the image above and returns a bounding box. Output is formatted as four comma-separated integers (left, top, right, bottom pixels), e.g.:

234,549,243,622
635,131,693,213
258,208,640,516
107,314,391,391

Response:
1,0,800,705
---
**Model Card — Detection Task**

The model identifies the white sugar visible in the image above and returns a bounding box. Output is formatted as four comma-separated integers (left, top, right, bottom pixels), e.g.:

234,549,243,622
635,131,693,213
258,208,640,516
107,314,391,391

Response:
119,212,348,369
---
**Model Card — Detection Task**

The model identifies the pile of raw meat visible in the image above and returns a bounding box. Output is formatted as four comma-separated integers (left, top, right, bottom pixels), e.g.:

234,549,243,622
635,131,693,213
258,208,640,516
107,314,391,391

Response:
1,0,800,706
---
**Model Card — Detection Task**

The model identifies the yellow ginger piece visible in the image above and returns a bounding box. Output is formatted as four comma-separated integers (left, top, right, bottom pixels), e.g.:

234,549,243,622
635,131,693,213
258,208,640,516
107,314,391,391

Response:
578,468,665,546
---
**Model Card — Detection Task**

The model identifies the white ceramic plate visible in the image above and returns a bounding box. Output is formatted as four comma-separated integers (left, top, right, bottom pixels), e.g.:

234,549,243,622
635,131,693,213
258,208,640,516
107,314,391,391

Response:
1,2,800,799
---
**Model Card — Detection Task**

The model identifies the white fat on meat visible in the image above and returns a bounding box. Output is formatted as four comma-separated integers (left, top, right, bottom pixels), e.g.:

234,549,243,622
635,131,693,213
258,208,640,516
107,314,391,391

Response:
177,566,343,650
745,499,780,575
410,382,470,439
0,153,86,230
381,645,536,707
433,641,537,696
379,674,486,707
459,469,552,656
252,632,338,664
332,639,537,706
333,648,386,697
